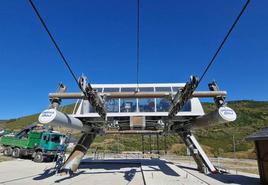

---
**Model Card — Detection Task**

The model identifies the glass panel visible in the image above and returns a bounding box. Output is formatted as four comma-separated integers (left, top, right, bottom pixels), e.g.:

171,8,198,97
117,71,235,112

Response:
155,87,172,92
181,100,192,112
105,99,119,112
138,98,155,112
172,86,180,92
120,99,137,112
121,88,136,92
94,88,103,92
89,104,96,113
139,87,154,92
104,88,119,92
50,135,61,143
156,98,171,112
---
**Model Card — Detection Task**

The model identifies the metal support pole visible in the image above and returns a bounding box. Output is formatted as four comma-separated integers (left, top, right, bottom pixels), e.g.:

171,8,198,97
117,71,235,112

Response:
141,134,144,154
178,130,217,173
61,132,96,173
157,133,159,155
164,134,167,155
149,134,152,154
179,132,206,172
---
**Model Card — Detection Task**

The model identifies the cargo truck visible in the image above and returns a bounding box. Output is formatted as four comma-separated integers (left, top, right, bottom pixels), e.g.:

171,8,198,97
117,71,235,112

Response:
0,124,67,162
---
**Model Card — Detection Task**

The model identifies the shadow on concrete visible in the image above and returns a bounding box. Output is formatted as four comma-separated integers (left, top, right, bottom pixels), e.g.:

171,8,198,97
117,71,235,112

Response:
33,169,56,180
54,171,85,183
124,169,137,182
31,158,180,183
176,164,260,185
207,173,260,185
81,158,179,177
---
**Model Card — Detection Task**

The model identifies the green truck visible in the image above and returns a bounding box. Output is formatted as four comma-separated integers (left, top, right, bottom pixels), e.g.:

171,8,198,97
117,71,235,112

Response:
0,124,67,162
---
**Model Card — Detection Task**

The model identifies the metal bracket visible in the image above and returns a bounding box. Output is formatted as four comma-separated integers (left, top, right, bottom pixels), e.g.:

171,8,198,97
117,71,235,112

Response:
208,81,226,108
49,83,66,109
78,76,107,120
168,76,199,118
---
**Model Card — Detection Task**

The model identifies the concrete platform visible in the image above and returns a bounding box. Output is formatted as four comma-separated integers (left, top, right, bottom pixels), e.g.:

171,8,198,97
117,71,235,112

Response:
0,157,260,185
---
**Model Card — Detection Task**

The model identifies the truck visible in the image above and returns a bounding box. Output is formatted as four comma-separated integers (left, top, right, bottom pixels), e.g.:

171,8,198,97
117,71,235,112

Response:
0,124,67,162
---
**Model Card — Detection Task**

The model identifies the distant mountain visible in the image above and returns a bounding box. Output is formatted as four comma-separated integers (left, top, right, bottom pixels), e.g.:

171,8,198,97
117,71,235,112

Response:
1,101,267,158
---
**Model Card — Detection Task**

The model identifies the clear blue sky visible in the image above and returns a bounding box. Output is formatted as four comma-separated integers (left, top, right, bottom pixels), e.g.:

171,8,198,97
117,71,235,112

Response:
0,0,267,119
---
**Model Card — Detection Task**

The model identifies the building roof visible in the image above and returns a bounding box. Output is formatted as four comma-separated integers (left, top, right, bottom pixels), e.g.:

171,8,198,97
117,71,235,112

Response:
246,127,268,141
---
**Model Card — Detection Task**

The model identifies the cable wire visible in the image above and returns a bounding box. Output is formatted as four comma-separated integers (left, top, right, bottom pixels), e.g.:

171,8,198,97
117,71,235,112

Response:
136,0,140,90
198,0,251,85
28,0,80,89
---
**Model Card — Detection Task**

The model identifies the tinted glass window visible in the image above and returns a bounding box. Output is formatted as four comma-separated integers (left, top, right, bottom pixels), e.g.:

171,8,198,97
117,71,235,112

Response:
89,104,96,113
120,99,137,112
94,88,103,92
105,99,119,112
172,86,180,92
181,100,192,112
156,98,171,112
104,88,119,92
139,87,154,92
121,88,137,92
50,135,61,143
155,87,172,92
138,98,155,112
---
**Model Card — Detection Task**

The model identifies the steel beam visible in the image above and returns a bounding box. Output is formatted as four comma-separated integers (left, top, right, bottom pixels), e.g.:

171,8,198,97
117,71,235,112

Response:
105,130,163,135
48,91,227,99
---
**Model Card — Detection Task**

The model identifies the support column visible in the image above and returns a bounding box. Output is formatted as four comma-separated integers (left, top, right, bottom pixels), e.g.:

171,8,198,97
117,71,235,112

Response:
179,131,206,172
61,132,96,173
178,130,217,173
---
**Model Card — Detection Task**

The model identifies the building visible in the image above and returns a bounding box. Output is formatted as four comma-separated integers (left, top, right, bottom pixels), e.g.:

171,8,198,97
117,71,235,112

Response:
246,127,268,184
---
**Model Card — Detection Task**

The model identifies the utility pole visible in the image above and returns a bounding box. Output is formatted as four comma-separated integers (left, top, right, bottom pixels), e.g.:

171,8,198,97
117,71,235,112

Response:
233,135,236,159
233,135,237,174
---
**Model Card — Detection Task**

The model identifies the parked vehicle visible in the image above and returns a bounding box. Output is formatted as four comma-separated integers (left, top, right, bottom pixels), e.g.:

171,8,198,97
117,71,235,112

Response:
0,124,67,162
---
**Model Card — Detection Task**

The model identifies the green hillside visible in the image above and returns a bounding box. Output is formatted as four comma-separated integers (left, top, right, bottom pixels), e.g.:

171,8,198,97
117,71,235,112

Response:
0,104,75,130
1,100,268,158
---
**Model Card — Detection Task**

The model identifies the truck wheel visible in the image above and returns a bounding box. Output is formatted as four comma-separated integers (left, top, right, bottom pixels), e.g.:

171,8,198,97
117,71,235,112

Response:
33,152,43,163
3,147,12,156
11,148,21,158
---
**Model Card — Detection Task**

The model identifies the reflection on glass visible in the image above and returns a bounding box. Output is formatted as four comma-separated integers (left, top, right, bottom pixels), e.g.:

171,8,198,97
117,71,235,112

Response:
156,98,171,112
138,98,155,112
172,86,180,92
89,104,96,113
155,87,172,92
139,87,154,92
94,88,103,92
105,99,119,112
181,100,191,112
120,99,137,112
121,88,136,92
104,88,119,92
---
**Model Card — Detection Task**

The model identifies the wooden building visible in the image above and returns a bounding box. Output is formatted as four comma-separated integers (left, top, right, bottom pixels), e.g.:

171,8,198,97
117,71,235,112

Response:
246,127,268,184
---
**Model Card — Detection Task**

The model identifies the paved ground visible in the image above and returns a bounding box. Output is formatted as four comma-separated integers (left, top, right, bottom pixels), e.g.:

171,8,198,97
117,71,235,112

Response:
0,157,260,185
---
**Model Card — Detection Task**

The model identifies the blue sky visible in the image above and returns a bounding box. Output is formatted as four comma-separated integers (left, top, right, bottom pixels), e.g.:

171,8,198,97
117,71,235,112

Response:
0,0,267,119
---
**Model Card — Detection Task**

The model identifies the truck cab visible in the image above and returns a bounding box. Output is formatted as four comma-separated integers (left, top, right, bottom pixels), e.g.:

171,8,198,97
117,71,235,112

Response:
32,131,67,162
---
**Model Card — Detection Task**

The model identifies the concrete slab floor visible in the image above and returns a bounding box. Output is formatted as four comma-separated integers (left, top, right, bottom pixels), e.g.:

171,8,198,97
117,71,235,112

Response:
0,157,260,185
